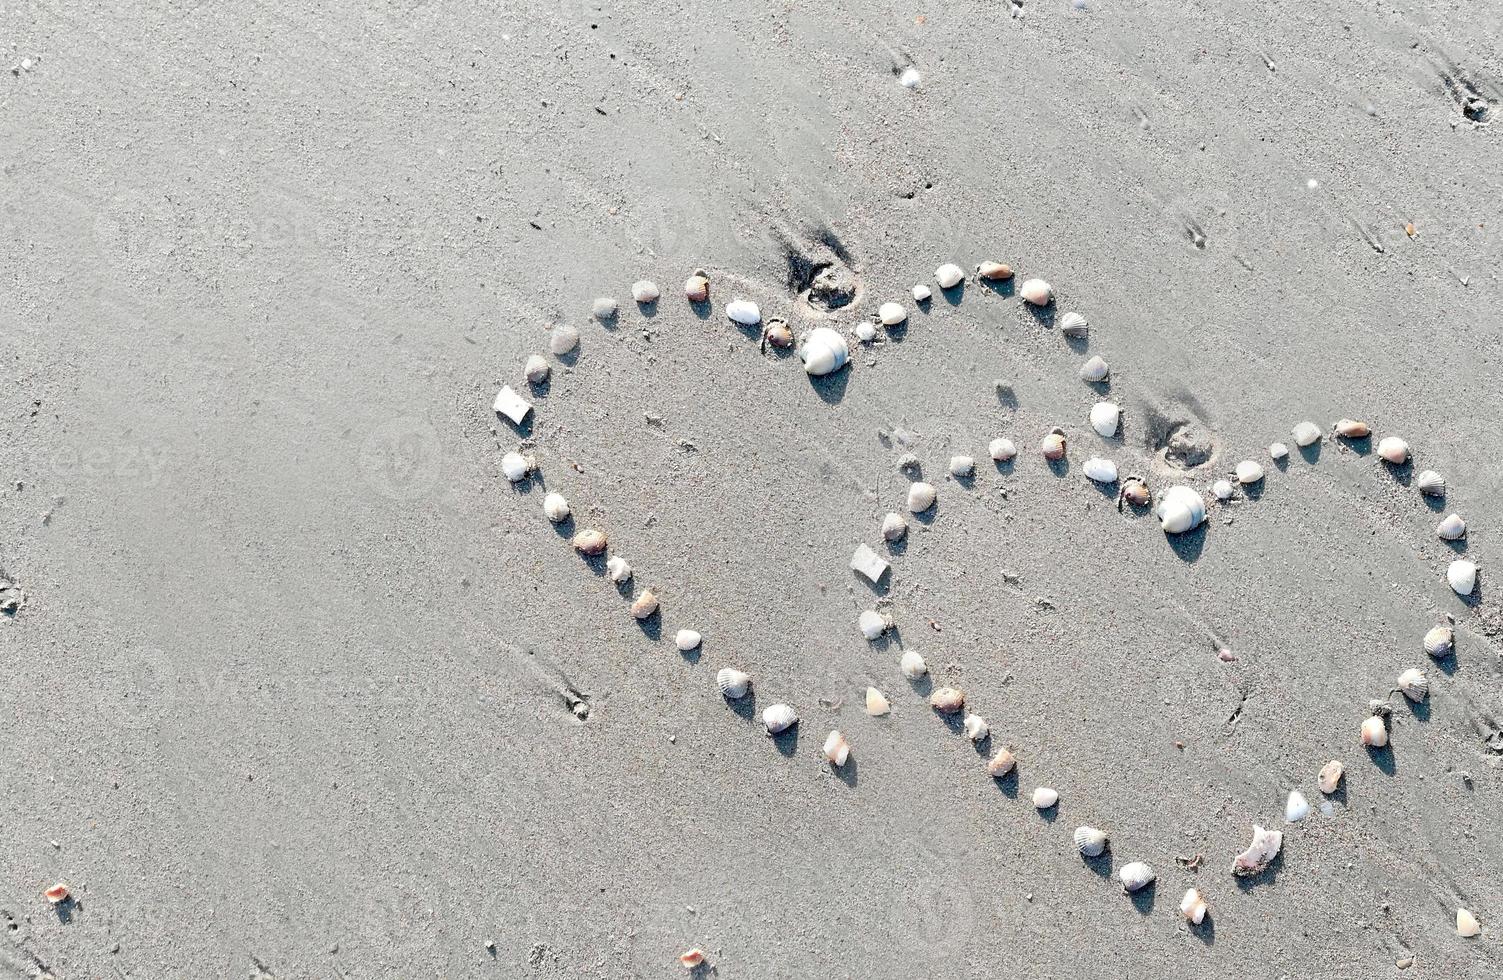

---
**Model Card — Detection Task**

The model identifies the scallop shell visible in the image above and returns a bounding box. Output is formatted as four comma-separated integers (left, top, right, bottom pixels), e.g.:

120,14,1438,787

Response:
543,492,571,523
684,272,710,303
1230,825,1282,877
1074,826,1108,858
1083,457,1118,484
726,299,761,326
865,687,891,716
1416,470,1446,496
571,528,608,555
675,629,702,652
493,385,533,425
899,651,928,679
929,687,965,714
1059,311,1089,337
591,296,618,321
986,747,1016,777
1447,559,1478,596
1120,476,1151,507
912,284,932,302
1041,428,1067,461
907,482,937,513
548,324,580,356
1377,436,1409,464
1179,888,1208,925
798,326,850,376
717,667,751,699
859,609,891,640
606,555,632,583
1423,624,1454,658
1457,908,1481,938
524,354,551,385
881,512,908,542
1292,421,1321,447
976,261,1013,281
630,589,659,619
1436,513,1466,541
501,451,534,483
822,729,851,766
1397,667,1428,702
1236,460,1264,484
878,301,908,326
1119,861,1155,893
963,713,989,742
1019,278,1054,306
1156,485,1207,534
1317,759,1344,794
1031,786,1058,809
1089,402,1120,437
761,702,797,734
1079,355,1109,382
1212,479,1234,501
1360,714,1389,748
631,280,660,303
989,437,1017,462
1284,790,1310,823
1268,442,1289,460
1333,418,1370,438
949,455,975,478
935,263,965,289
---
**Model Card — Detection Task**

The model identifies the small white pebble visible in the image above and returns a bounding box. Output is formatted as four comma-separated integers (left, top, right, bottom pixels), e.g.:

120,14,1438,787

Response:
898,66,921,89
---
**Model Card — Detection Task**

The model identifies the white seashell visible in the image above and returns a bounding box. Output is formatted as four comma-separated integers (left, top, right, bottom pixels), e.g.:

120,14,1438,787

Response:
1397,667,1428,702
1236,460,1264,484
591,296,618,320
878,301,907,326
542,492,571,523
524,354,551,385
501,451,534,482
854,321,877,342
1059,311,1089,337
549,324,580,355
493,385,533,425
859,609,891,640
822,730,851,766
1019,278,1054,306
762,703,797,734
630,589,658,619
851,543,891,584
898,66,922,89
572,528,608,555
1360,714,1388,748
798,326,850,376
1079,355,1109,382
675,629,702,652
1031,786,1058,809
1457,908,1481,938
1447,559,1478,596
1417,470,1445,496
1285,790,1310,823
1269,442,1289,460
912,284,932,302
865,688,891,716
1074,826,1108,858
1436,513,1466,541
606,556,632,584
881,512,908,542
1083,457,1118,484
1119,861,1155,893
989,437,1017,462
1179,888,1208,925
1156,485,1207,534
899,651,927,679
1231,825,1283,877
631,280,660,303
1089,402,1120,437
1318,759,1344,794
935,263,965,289
907,482,937,513
716,668,751,699
949,455,975,478
929,687,964,714
725,299,761,326
963,714,989,742
1292,421,1321,447
986,748,1016,777
1212,479,1234,501
1376,436,1409,465
1424,624,1454,658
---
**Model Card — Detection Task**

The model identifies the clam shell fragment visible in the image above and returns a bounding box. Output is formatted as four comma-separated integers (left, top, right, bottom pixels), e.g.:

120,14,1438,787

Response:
1377,436,1409,465
878,301,908,326
1292,422,1321,447
1212,479,1234,501
1285,790,1310,823
1333,418,1370,438
542,492,571,523
1119,861,1155,893
963,714,989,742
1230,825,1282,877
851,543,891,584
1179,888,1208,925
631,280,660,303
1269,442,1289,460
1236,460,1264,484
854,321,877,343
1089,402,1120,437
865,687,891,716
899,651,928,679
989,437,1017,462
606,556,632,583
630,589,659,619
501,451,534,483
1457,908,1481,938
798,327,850,376
717,667,751,699
1083,457,1118,484
986,748,1016,777
493,385,533,426
976,261,1013,281
1074,826,1108,858
762,703,797,735
726,299,761,326
1317,759,1344,794
929,687,965,714
822,730,851,766
859,609,891,640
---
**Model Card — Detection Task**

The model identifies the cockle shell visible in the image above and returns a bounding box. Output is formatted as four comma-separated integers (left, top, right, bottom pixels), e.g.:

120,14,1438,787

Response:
1074,826,1108,858
1417,470,1445,496
1292,421,1321,447
762,703,797,734
764,319,794,348
986,748,1016,777
1360,714,1388,748
524,354,551,385
963,714,989,742
1059,311,1089,337
859,609,891,640
1231,825,1282,877
822,730,851,766
1436,513,1466,541
1031,786,1058,809
1269,442,1289,460
866,688,891,716
1333,418,1370,438
1157,485,1207,534
1079,355,1109,382
907,482,937,513
1041,428,1067,461
1019,278,1054,306
881,512,908,542
1083,457,1118,484
684,271,710,302
44,882,69,905
572,529,608,555
976,261,1013,281
1424,624,1454,658
1447,559,1478,596
680,949,707,969
1212,479,1234,501
1236,460,1264,484
726,299,761,325
949,455,975,478
989,437,1017,462
1121,476,1151,507
501,451,534,483
854,321,877,343
1377,436,1409,464
591,296,618,321
1318,759,1344,794
912,284,932,302
1179,888,1208,925
548,324,580,356
630,589,659,619
900,651,928,679
494,385,533,425
631,280,660,303
929,687,965,714
1089,402,1120,437
1285,790,1310,823
1397,667,1428,702
799,327,850,376
606,555,632,583
935,263,965,289
1119,861,1155,893
878,301,907,326
675,629,702,652
851,543,891,584
717,668,751,699
1457,908,1481,938
543,492,571,523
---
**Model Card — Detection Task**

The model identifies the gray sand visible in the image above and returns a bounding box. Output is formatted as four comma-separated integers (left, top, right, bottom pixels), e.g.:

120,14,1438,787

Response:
4,2,1503,977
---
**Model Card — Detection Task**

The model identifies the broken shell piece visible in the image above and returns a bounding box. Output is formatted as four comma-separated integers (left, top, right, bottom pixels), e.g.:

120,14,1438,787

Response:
684,271,710,303
1436,513,1466,541
1212,479,1234,501
949,455,975,478
878,301,908,326
548,324,580,356
1377,436,1409,465
1157,486,1207,534
1089,402,1120,437
1457,908,1481,938
630,589,659,619
1079,355,1109,382
907,482,937,513
675,629,702,652
1236,460,1264,484
762,703,797,735
1119,862,1155,893
865,687,891,716
851,543,891,584
899,651,927,679
1121,476,1151,507
1360,714,1389,748
896,453,921,473
1083,457,1118,484
1285,790,1310,823
1423,624,1455,658
680,948,707,969
799,326,850,376
764,319,794,348
976,261,1013,280
631,280,660,304
524,354,551,385
935,263,965,289
726,299,761,326
1292,421,1321,447
859,609,891,640
1019,278,1054,306
493,385,533,425
501,451,534,483
716,668,751,699
1041,428,1067,461
929,687,965,714
989,437,1017,462
44,883,69,905
881,512,908,542
1269,442,1289,460
854,321,877,343
1179,888,1208,925
986,748,1016,777
1447,559,1478,596
912,284,932,302
1059,311,1089,337
542,492,571,523
572,528,608,556
963,714,989,742
1031,786,1058,809
1417,470,1446,496
1318,759,1344,794
591,296,618,321
1074,826,1109,858
898,66,922,89
822,730,851,766
606,556,632,583
1333,418,1370,438
1231,825,1283,877
1397,667,1428,702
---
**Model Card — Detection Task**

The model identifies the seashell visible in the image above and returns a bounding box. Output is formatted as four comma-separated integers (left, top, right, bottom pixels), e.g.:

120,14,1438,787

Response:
1231,825,1283,877
1083,457,1118,484
726,299,761,326
1089,402,1120,437
896,453,921,473
1157,485,1207,534
859,609,891,640
524,354,551,385
549,324,580,356
1436,513,1466,541
1031,786,1058,809
929,687,965,714
1360,714,1388,748
764,319,794,348
716,667,751,699
989,437,1017,462
898,66,922,89
1079,355,1109,382
1059,311,1089,337
854,321,877,343
1397,667,1428,702
1457,908,1481,938
630,589,659,619
1212,479,1234,501
798,326,850,376
949,455,975,478
1121,476,1151,507
912,284,932,302
680,948,707,969
1285,790,1310,823
572,528,608,556
1019,278,1054,306
606,555,633,583
1333,418,1370,438
881,512,908,542
878,301,908,326
851,543,891,584
44,882,69,905
865,687,891,716
907,481,937,513
1041,428,1067,461
542,492,571,523
1424,624,1454,658
900,651,928,679
684,271,710,303
963,713,989,742
762,702,797,735
631,280,660,304
1447,559,1478,596
1119,861,1155,893
1416,470,1445,496
1236,460,1264,484
1292,421,1321,447
1318,759,1344,794
1074,826,1109,858
1269,442,1289,460
501,451,534,483
493,385,533,425
1377,436,1409,465
822,729,851,766
591,296,618,321
1179,888,1208,925
675,629,702,652
935,263,965,289
986,748,1016,777
976,261,1014,281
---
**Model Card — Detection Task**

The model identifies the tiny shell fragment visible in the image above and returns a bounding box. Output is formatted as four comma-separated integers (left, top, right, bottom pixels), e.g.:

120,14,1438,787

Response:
851,543,891,583
493,386,533,425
